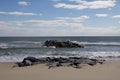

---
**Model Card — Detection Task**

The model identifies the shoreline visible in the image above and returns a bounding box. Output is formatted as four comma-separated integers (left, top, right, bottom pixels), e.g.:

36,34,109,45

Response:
0,60,120,80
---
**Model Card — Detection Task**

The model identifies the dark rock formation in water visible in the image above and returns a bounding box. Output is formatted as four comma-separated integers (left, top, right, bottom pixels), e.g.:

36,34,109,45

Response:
43,40,84,48
17,57,105,69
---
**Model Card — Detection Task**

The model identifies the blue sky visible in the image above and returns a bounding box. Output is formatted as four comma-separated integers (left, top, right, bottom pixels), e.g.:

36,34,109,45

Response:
0,0,120,36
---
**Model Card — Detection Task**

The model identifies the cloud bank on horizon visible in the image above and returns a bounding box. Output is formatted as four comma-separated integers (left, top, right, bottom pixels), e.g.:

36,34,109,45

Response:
0,0,120,36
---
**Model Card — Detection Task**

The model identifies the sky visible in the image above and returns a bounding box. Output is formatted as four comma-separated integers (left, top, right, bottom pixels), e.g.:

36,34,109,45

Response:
0,0,120,36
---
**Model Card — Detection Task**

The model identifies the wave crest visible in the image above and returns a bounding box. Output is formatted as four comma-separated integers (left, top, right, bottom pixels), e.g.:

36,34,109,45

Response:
72,41,120,46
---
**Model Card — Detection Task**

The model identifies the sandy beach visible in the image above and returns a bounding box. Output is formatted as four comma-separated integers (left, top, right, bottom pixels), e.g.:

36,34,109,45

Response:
0,61,120,80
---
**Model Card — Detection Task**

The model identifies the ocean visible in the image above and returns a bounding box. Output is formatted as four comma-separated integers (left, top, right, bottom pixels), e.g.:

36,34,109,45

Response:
0,36,120,62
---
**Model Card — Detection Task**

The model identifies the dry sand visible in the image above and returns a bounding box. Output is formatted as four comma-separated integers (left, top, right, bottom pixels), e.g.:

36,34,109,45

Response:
0,61,120,80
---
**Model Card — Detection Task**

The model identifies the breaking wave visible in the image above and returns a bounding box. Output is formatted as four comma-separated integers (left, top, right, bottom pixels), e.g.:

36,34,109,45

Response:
0,51,120,62
72,41,120,46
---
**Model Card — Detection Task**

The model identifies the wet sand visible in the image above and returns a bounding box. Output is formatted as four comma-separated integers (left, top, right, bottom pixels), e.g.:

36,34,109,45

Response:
0,61,120,80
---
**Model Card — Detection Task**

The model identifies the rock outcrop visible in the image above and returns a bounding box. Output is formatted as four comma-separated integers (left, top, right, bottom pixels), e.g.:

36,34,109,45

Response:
43,40,84,48
17,57,105,69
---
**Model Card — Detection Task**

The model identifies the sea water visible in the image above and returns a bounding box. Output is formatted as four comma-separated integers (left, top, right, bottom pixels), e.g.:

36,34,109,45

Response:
0,36,120,62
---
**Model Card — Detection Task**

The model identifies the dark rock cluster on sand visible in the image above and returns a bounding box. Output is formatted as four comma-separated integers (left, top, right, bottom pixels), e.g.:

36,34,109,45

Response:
43,40,84,48
17,57,105,69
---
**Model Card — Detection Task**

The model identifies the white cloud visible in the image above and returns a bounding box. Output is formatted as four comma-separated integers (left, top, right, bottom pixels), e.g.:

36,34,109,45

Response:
54,0,116,10
54,3,87,10
0,11,37,16
0,15,120,36
112,15,120,18
21,20,70,27
78,26,120,36
95,14,108,17
108,8,112,10
0,16,88,34
18,16,89,28
18,1,29,6
0,16,88,36
39,13,43,16
56,15,89,23
56,16,89,20
118,21,120,24
80,15,89,19
0,21,119,36
0,21,9,25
